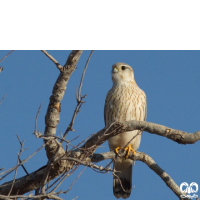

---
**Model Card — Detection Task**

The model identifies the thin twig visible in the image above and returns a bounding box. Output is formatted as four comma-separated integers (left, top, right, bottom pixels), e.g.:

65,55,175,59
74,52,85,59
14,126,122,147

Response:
46,171,67,192
62,91,86,137
69,135,80,143
34,103,43,137
35,134,88,152
42,135,70,144
7,158,20,196
8,135,24,196
41,50,63,71
19,158,29,175
61,133,96,153
40,141,62,194
79,124,123,173
48,149,86,193
64,166,86,194
0,193,63,200
0,94,7,105
16,134,29,175
0,50,14,63
77,50,94,101
16,134,22,146
60,157,113,173
122,129,143,151
48,168,74,193
0,144,45,178
40,161,51,194
62,50,94,140
100,159,113,173
113,172,127,193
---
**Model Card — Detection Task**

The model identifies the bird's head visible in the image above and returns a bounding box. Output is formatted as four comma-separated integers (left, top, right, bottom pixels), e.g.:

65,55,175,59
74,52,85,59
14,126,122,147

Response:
111,62,135,84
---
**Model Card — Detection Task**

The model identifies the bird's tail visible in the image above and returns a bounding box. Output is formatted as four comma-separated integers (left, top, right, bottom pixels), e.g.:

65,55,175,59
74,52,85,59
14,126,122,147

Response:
113,160,133,199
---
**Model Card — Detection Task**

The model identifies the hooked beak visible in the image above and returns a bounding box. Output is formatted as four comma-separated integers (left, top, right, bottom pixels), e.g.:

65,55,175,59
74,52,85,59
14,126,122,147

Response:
113,67,118,73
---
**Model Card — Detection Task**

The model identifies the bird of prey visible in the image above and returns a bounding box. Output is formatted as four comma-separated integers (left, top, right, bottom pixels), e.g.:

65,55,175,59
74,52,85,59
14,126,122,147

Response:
104,63,147,199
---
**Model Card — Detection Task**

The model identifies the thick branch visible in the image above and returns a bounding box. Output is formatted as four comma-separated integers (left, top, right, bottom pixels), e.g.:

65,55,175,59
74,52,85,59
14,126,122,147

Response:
122,120,200,144
0,167,47,195
44,50,83,163
83,121,200,149
44,50,83,138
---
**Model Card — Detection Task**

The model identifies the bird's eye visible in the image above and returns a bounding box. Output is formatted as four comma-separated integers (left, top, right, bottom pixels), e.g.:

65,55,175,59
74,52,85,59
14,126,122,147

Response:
121,66,126,70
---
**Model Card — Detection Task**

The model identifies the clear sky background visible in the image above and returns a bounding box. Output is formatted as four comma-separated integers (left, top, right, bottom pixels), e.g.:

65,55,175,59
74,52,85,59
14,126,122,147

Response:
0,50,200,200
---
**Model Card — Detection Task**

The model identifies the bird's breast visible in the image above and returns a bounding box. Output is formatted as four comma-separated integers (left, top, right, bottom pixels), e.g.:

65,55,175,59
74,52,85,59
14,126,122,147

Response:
105,83,145,151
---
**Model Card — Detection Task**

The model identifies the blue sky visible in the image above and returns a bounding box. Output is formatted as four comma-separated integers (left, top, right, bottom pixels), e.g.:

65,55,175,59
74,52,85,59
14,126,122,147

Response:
0,50,200,200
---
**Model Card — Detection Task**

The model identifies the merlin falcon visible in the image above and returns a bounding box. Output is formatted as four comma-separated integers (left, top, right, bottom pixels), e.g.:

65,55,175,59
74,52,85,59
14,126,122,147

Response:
104,63,147,199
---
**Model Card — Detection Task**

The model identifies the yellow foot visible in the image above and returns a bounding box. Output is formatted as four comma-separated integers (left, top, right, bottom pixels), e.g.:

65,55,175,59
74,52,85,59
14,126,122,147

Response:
115,144,135,158
124,144,135,158
115,146,120,154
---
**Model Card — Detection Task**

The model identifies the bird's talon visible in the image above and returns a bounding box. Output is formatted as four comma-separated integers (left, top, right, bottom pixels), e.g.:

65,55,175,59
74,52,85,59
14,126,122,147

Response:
115,146,120,154
124,144,135,158
115,145,135,158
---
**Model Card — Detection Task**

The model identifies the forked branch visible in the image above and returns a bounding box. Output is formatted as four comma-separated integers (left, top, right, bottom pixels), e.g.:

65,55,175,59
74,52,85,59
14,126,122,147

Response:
63,50,94,139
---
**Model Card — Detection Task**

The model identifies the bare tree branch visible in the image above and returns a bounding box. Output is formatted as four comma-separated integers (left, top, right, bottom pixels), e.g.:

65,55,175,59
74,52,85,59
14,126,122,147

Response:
91,151,189,200
1,50,84,196
120,120,200,144
16,135,29,175
40,140,64,195
82,121,200,150
62,50,94,139
7,135,24,196
63,166,86,194
77,50,94,101
1,119,199,196
60,157,112,173
0,145,45,180
0,50,14,75
44,50,83,164
0,50,14,64
44,50,83,139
